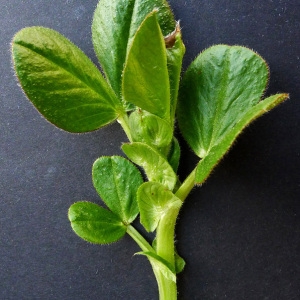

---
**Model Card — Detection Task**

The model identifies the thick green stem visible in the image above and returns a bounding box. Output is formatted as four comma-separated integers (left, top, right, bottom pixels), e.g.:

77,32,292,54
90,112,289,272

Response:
127,166,197,300
156,271,177,300
155,203,182,300
127,225,174,299
154,167,197,299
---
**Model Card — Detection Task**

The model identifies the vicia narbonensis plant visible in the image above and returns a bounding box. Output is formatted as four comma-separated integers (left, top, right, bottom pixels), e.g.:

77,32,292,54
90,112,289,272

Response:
11,0,288,298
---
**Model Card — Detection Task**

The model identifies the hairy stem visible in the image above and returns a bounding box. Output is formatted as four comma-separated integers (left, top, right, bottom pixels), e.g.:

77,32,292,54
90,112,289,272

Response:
126,225,153,252
175,167,197,201
127,225,176,299
117,112,133,142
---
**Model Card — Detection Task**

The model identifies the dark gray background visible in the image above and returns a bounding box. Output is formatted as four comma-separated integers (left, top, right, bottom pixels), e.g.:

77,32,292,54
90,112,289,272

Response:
1,1,299,299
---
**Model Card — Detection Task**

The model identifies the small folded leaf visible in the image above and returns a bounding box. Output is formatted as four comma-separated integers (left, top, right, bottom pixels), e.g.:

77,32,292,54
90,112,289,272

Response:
12,27,123,133
195,93,288,183
136,251,176,282
122,11,170,119
68,202,126,244
129,110,173,149
92,0,175,96
137,182,182,232
92,156,143,224
122,142,177,190
174,251,186,274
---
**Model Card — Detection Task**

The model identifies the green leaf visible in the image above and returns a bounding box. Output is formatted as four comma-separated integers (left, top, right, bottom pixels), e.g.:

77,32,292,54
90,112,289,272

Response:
92,0,175,96
195,93,288,183
135,251,176,282
167,137,181,173
122,11,170,119
137,182,182,232
68,202,126,244
166,28,185,123
174,251,185,274
92,156,143,224
129,110,173,149
177,45,288,183
122,142,177,190
178,45,269,157
12,27,123,133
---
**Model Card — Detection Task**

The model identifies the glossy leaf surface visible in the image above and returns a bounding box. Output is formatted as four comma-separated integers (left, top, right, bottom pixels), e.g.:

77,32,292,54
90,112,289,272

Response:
12,27,123,132
129,110,173,149
92,156,143,224
137,182,182,232
68,202,126,244
92,0,175,96
122,142,177,190
122,12,170,119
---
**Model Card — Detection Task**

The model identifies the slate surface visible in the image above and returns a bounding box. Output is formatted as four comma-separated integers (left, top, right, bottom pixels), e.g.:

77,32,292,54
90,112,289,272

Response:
1,1,299,299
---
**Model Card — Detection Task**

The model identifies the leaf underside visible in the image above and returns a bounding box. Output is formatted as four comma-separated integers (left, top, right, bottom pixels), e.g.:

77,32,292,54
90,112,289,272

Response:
137,182,182,232
122,142,177,190
129,110,173,149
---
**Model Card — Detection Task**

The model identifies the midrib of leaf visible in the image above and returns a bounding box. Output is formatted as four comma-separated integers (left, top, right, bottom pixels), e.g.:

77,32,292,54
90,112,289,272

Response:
74,220,124,226
206,48,230,154
14,40,119,110
111,159,127,222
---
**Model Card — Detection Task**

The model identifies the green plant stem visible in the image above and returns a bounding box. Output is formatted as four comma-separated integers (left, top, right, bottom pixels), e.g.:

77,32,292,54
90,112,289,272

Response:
127,225,173,299
155,204,181,300
127,167,198,300
154,167,197,299
126,225,153,252
117,113,133,142
175,167,197,201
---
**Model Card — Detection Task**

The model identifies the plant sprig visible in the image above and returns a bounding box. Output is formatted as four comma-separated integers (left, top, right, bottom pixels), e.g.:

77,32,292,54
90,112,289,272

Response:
11,0,288,299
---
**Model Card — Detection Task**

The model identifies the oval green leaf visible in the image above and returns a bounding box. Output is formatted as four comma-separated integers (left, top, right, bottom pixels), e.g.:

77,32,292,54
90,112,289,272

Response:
177,45,288,184
92,0,175,96
122,11,170,119
122,142,177,190
12,27,123,133
177,45,270,158
137,182,182,232
68,202,126,244
92,156,143,224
